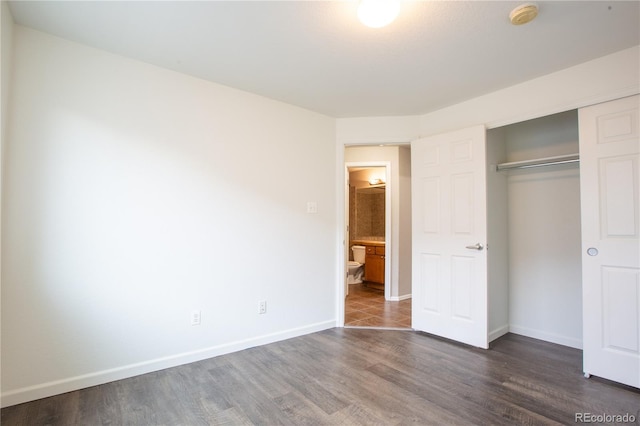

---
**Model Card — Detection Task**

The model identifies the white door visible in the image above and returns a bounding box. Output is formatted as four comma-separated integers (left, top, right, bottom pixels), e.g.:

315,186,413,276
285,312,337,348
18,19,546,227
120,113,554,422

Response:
580,95,640,388
411,125,488,349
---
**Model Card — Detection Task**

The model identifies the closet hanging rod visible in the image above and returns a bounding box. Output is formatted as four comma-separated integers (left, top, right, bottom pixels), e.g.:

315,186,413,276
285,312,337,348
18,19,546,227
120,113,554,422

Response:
496,154,580,171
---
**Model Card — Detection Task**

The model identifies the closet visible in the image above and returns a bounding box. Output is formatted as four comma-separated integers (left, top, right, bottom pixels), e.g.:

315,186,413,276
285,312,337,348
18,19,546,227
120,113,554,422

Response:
412,95,638,387
487,110,583,349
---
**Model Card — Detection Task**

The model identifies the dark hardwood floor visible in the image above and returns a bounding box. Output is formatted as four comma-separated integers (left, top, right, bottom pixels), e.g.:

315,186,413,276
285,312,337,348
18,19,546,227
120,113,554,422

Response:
3,329,639,425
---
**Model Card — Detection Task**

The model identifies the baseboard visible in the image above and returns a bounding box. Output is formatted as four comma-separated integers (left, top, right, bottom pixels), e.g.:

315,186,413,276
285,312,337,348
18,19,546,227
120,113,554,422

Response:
388,293,412,302
488,324,510,343
1,320,335,408
508,325,582,349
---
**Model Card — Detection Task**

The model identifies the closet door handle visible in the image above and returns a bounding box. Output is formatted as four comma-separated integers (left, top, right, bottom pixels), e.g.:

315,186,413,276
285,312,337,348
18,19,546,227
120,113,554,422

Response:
465,243,484,251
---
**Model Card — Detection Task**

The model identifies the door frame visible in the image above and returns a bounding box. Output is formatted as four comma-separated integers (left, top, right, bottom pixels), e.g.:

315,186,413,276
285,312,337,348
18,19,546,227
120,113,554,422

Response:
345,161,392,302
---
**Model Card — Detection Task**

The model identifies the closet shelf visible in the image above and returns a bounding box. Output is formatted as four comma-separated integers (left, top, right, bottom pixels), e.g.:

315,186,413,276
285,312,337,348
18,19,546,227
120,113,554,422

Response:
496,153,580,171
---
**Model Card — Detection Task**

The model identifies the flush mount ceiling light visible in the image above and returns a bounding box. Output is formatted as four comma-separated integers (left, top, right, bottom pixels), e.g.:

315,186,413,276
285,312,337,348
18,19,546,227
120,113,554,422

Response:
510,3,539,25
358,0,401,28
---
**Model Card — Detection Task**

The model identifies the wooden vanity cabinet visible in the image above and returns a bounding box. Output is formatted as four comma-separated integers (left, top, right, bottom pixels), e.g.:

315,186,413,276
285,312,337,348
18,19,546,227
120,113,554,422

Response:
364,246,385,284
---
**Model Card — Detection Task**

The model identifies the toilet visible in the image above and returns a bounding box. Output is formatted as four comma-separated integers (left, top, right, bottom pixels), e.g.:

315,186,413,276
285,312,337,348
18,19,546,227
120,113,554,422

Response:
348,245,366,284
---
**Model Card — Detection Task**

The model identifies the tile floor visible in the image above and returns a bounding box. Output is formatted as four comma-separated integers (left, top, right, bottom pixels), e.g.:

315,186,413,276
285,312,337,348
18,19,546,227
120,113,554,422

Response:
344,283,412,328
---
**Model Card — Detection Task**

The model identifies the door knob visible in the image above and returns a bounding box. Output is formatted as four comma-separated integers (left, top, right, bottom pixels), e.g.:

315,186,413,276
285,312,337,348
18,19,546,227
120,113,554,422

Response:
465,243,484,251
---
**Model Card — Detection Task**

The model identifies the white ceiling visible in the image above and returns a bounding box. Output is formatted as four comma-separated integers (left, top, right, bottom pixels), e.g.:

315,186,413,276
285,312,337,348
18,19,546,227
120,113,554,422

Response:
7,1,640,118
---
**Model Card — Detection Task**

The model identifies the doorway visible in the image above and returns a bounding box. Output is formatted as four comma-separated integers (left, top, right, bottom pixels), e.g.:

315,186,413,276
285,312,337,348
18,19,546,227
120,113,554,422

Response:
343,146,412,329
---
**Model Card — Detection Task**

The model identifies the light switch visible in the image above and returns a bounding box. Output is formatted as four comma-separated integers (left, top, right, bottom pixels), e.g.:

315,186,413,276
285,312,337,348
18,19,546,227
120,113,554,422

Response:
306,201,318,214
191,310,201,326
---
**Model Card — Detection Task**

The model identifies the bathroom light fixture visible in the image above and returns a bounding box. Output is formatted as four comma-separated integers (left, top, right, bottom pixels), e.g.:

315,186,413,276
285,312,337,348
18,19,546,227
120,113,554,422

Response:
358,0,401,28
369,178,385,186
509,3,538,25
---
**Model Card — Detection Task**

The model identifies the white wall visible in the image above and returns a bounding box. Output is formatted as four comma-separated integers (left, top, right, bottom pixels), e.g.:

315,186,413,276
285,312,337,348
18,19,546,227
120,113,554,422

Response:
1,26,337,406
507,167,582,348
0,0,14,400
397,147,411,298
486,128,509,343
1,1,12,154
336,46,640,143
337,116,420,145
486,112,583,349
502,112,583,348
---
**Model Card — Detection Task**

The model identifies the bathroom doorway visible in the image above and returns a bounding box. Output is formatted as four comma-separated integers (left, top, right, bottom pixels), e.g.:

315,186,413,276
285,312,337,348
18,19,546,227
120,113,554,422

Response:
344,151,412,329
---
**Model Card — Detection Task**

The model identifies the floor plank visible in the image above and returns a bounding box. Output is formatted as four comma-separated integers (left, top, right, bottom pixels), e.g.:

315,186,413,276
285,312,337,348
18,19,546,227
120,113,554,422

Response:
2,330,639,425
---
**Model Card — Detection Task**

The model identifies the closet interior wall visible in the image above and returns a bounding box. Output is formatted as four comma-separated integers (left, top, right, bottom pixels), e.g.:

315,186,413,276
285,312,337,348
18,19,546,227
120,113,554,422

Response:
487,110,583,349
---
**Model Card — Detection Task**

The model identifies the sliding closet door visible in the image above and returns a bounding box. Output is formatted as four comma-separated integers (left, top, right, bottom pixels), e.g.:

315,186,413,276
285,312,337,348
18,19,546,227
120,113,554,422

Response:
411,125,488,349
580,95,640,388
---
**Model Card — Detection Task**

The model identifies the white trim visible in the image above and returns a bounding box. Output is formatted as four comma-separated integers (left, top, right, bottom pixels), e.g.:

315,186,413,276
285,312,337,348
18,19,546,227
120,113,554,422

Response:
0,320,335,408
488,324,510,343
344,160,392,301
344,326,413,331
388,293,412,302
509,324,582,349
336,142,346,327
338,138,413,146
384,163,392,301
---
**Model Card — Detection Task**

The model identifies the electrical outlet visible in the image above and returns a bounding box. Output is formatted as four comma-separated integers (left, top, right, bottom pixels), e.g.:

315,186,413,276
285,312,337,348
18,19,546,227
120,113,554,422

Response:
259,300,267,314
191,310,201,326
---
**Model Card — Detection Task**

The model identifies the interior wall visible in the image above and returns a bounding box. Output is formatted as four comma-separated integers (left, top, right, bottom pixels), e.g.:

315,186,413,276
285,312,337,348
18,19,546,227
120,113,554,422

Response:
502,111,583,348
349,167,385,189
336,46,639,144
486,128,509,342
397,147,412,298
1,1,14,347
2,26,337,406
337,115,421,145
1,1,12,160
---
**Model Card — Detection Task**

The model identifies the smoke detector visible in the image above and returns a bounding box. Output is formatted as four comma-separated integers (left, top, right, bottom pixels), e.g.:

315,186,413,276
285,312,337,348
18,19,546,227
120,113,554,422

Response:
510,3,539,25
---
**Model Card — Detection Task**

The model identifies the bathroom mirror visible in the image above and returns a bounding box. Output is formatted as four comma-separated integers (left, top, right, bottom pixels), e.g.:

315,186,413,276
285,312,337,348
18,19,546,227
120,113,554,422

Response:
353,186,385,239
